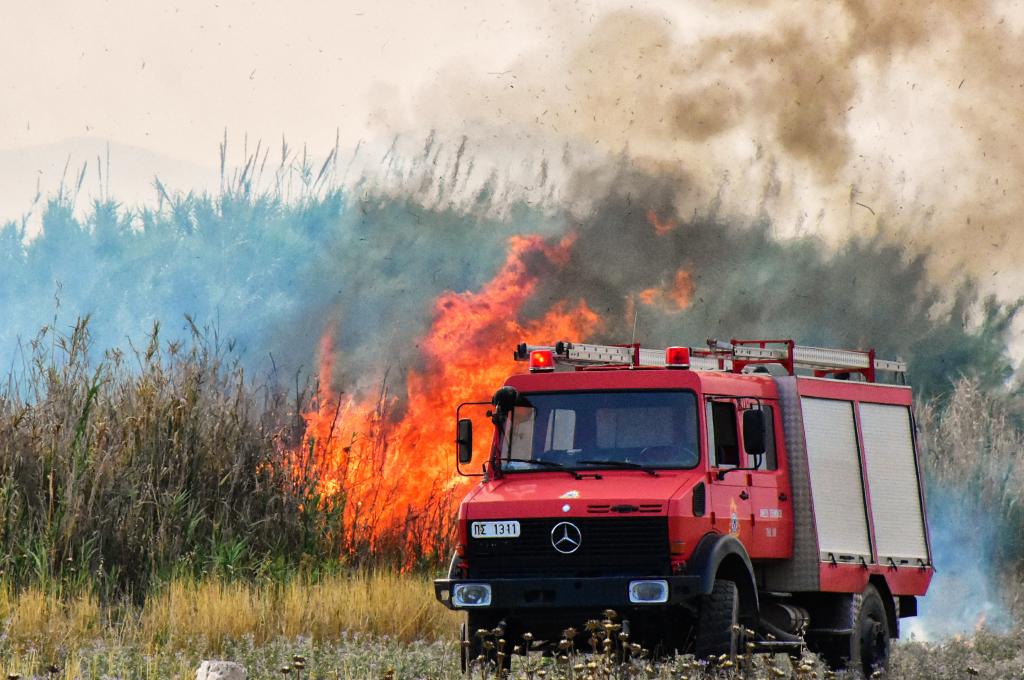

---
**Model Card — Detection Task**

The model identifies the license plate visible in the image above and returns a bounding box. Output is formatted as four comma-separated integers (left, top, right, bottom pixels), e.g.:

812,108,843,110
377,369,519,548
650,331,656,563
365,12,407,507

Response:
471,520,520,538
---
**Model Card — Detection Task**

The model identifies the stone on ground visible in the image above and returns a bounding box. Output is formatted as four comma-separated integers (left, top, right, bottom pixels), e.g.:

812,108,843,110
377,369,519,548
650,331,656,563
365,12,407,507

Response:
196,660,246,680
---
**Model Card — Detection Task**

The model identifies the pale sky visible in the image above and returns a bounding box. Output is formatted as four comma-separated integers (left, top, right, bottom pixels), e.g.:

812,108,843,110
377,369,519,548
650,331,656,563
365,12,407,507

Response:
0,0,613,165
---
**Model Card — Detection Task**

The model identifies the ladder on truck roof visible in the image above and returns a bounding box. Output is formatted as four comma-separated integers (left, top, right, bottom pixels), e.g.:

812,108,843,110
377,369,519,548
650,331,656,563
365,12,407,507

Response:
514,339,907,383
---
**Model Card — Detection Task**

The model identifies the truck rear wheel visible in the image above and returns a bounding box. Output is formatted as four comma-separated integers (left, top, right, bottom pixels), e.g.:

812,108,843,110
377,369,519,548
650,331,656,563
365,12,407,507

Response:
695,579,743,659
820,585,891,674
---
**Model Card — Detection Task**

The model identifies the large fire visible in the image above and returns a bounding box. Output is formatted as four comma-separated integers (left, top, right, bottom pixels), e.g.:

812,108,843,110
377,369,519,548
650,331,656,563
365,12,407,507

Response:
298,235,600,560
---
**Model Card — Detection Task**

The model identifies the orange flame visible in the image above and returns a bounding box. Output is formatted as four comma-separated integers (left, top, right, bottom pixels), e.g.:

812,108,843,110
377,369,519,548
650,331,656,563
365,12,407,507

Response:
667,270,694,309
637,270,694,311
637,288,659,305
646,209,677,236
297,235,600,560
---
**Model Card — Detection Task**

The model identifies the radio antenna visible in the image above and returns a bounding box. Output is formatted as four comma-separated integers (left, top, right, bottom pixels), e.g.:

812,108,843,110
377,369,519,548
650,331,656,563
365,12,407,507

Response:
630,308,639,347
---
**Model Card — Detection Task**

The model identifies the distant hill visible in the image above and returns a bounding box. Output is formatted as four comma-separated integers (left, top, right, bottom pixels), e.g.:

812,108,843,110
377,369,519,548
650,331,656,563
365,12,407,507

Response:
0,138,218,226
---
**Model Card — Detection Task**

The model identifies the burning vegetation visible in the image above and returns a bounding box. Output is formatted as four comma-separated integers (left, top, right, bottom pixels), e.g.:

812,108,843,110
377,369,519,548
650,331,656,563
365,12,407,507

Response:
298,235,599,559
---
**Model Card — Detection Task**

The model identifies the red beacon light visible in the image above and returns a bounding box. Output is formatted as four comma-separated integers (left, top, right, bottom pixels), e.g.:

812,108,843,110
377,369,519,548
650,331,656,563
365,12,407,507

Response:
665,346,691,369
529,349,555,372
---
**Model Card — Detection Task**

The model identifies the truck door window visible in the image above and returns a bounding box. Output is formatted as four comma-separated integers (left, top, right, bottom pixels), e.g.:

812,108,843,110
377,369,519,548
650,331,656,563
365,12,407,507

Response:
544,409,577,451
708,401,740,467
509,406,536,455
747,406,777,471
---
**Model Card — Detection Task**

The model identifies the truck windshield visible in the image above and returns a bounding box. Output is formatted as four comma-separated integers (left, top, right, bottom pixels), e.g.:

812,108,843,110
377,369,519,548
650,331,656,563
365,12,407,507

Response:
501,391,700,472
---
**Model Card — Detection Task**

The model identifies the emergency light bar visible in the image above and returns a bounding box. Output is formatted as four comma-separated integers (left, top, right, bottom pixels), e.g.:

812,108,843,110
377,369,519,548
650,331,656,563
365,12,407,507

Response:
528,349,555,372
513,339,907,382
664,346,690,369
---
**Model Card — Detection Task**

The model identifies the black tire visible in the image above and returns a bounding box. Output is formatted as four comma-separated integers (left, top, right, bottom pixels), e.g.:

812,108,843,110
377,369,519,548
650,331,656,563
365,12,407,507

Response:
695,579,743,659
821,585,891,675
464,613,513,673
460,622,470,674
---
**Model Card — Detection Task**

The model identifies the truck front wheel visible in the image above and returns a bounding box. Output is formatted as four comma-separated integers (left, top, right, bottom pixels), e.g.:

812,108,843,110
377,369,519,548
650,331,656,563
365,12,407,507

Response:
695,579,743,659
463,613,513,673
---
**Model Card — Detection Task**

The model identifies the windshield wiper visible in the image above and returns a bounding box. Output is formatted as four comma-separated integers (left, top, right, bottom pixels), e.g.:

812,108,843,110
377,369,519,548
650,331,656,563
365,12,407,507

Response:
576,459,659,477
503,457,583,480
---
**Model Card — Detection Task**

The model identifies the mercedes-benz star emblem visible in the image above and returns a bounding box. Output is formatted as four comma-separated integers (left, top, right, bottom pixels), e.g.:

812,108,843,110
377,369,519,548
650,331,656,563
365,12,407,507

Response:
550,521,582,554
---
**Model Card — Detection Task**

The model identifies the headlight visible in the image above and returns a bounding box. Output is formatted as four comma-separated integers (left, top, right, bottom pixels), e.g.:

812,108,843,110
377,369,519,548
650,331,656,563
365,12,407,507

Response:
452,583,492,607
628,580,669,604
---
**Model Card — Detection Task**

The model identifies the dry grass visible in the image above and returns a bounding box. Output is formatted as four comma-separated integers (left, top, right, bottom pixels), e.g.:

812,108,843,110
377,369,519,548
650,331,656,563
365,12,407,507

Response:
0,584,103,648
141,571,458,649
0,570,1021,679
0,572,457,658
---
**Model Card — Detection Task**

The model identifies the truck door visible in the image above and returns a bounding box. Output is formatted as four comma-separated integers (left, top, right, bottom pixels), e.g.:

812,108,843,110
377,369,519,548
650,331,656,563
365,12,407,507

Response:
706,399,751,544
741,401,790,559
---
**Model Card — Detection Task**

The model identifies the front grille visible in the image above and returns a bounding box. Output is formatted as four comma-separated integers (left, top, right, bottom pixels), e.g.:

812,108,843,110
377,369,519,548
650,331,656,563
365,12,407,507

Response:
467,517,669,579
586,503,663,514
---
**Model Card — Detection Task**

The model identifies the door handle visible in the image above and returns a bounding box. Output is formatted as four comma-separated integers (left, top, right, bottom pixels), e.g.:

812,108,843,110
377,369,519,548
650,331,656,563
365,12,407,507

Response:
739,490,749,501
778,492,788,501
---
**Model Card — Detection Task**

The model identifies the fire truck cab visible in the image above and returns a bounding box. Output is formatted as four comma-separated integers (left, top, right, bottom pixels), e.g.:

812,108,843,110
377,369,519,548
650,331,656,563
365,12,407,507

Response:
435,339,933,675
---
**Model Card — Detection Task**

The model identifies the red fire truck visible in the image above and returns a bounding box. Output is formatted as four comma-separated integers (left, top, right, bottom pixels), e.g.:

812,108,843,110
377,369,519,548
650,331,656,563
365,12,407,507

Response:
435,339,933,674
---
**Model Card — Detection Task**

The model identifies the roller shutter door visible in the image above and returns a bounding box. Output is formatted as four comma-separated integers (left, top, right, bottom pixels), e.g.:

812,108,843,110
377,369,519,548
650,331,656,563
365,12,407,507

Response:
860,403,929,564
800,397,872,560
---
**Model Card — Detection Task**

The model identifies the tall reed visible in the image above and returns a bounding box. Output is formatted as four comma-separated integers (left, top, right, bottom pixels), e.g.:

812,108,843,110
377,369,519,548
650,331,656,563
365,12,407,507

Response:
0,317,342,596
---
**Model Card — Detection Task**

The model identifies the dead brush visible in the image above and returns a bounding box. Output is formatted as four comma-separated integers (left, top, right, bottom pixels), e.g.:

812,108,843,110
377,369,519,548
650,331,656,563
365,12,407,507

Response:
464,610,818,680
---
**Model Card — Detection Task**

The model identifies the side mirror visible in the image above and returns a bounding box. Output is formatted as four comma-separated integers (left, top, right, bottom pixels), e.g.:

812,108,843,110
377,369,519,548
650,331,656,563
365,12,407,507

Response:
742,409,766,457
457,418,473,464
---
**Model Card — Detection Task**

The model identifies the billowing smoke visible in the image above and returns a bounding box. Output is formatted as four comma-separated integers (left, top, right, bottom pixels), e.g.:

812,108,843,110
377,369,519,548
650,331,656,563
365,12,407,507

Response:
517,163,1014,398
1,155,1014,399
910,380,1024,637
909,487,1012,640
0,181,527,387
416,1,1024,289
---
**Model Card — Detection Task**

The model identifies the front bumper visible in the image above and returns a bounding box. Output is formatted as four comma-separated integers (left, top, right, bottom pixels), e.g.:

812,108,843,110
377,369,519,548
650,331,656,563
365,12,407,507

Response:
434,575,702,610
